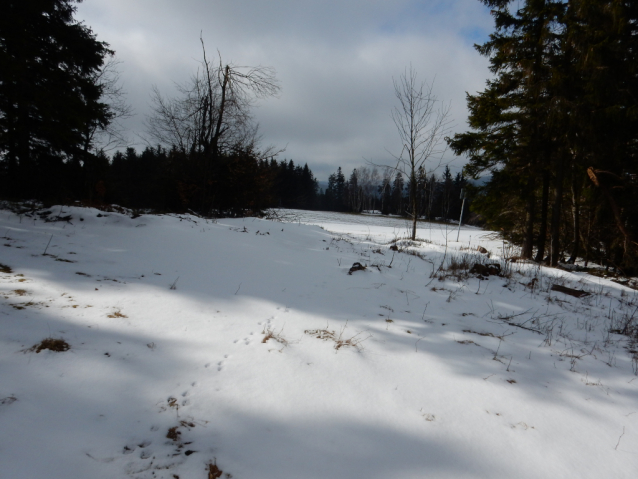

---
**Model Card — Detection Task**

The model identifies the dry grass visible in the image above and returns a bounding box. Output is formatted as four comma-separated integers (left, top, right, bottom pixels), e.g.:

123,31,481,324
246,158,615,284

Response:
107,310,127,318
13,289,28,296
12,301,39,310
262,326,288,346
0,263,12,274
28,338,70,353
207,460,232,479
166,426,181,442
463,329,497,338
305,322,370,351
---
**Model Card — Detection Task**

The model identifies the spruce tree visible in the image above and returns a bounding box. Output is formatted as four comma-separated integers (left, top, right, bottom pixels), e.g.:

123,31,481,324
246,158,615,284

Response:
0,0,113,198
449,0,567,261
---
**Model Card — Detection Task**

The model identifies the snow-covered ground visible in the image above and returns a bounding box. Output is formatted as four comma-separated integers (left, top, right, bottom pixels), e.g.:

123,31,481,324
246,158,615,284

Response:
1,205,637,479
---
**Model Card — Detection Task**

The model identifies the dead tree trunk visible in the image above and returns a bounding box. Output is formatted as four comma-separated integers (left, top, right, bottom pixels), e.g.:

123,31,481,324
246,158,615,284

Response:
534,169,550,262
522,175,536,259
550,155,565,266
567,169,582,263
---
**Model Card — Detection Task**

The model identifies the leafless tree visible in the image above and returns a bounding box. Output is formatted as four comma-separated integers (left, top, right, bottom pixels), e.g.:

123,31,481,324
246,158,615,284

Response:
146,37,280,161
358,166,380,212
82,57,133,155
389,64,452,240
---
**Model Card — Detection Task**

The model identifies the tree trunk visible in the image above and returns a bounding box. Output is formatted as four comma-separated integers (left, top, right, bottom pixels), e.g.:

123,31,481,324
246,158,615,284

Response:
212,65,230,159
534,170,550,262
567,171,581,263
550,155,565,266
410,172,417,240
522,176,536,258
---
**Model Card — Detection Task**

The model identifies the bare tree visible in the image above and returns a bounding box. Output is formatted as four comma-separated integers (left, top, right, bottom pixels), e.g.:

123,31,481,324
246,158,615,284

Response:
82,57,133,155
389,64,451,240
358,166,380,212
146,37,280,161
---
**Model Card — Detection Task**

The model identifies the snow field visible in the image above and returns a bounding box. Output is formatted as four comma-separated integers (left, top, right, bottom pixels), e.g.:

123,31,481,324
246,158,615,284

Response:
0,206,637,478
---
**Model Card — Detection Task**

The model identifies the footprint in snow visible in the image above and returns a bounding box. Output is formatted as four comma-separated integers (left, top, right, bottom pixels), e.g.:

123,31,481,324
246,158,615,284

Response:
123,445,136,455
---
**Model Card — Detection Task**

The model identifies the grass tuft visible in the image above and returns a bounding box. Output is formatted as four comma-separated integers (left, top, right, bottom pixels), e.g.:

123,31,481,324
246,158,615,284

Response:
262,326,289,346
305,322,370,351
206,459,232,479
28,338,70,353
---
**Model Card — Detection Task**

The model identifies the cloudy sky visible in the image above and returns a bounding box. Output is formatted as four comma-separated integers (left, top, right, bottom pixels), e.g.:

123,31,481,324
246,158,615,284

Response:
76,0,495,180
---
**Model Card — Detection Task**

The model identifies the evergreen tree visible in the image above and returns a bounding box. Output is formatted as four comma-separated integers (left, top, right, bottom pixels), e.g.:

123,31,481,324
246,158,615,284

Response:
391,173,404,215
449,0,568,261
0,0,113,199
450,0,638,270
380,176,392,215
335,167,346,211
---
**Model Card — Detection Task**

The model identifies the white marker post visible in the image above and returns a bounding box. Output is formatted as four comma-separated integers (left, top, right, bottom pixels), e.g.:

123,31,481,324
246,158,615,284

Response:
456,188,467,242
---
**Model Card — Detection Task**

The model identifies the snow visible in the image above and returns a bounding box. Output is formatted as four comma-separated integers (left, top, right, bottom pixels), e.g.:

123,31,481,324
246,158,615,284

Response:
1,206,637,479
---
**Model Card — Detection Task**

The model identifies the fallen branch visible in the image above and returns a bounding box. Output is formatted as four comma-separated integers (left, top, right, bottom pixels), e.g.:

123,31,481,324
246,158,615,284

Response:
550,284,591,298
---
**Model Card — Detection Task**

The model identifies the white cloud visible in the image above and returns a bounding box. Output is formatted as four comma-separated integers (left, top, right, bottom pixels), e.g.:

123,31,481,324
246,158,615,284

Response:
76,0,494,179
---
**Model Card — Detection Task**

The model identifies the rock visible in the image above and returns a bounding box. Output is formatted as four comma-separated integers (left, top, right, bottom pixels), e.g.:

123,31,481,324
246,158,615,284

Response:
348,262,367,275
470,263,501,277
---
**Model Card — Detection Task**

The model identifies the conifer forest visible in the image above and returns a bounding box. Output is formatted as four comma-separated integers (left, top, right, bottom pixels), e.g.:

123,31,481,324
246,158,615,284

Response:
1,0,637,271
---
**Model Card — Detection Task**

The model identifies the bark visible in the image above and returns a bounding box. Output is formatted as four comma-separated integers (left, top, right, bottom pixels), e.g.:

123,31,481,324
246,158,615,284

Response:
567,170,582,263
534,170,550,262
550,155,565,266
522,176,536,259
411,172,418,240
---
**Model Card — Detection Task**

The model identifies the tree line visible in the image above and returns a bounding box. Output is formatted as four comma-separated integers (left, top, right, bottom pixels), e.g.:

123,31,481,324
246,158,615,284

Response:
318,165,470,224
449,0,638,273
0,1,320,216
80,147,319,214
